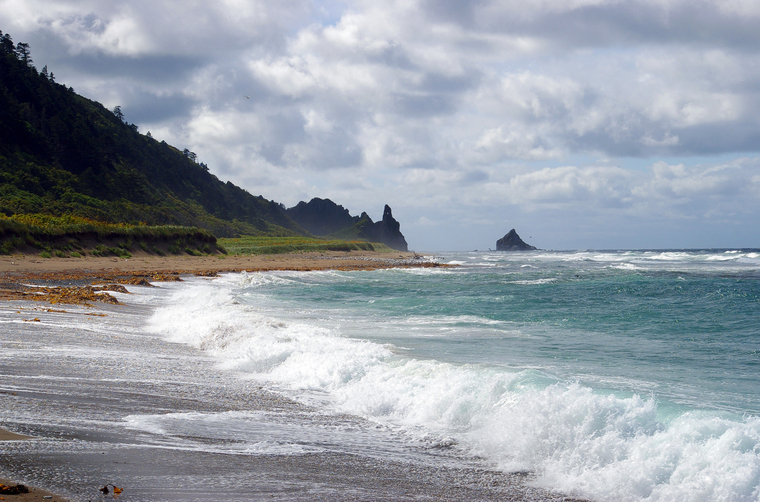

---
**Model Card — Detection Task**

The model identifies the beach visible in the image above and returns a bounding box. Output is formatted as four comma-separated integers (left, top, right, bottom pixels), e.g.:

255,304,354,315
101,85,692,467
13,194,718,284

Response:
0,250,436,307
5,249,757,501
0,249,424,276
1,431,63,502
0,251,584,502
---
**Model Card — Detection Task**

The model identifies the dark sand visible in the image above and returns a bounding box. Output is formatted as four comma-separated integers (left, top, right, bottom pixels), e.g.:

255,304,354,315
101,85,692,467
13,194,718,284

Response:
1,430,66,501
0,252,588,502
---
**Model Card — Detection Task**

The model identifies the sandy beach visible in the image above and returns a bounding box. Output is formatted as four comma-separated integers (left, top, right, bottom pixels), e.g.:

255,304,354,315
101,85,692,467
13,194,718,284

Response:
1,430,64,501
0,249,424,276
0,250,439,305
0,250,423,502
0,251,587,502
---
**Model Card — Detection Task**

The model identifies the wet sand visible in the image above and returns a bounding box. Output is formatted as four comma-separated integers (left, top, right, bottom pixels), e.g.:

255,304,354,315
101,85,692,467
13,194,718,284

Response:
1,430,66,501
0,251,442,306
0,252,588,502
0,250,424,277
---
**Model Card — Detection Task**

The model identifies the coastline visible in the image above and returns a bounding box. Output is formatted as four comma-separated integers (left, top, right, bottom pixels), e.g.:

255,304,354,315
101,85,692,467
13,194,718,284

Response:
0,249,427,276
0,251,587,502
0,250,441,304
0,250,422,502
1,430,65,501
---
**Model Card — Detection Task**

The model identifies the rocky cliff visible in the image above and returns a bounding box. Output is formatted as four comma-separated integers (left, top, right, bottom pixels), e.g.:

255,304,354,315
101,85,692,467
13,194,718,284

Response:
357,205,409,252
287,199,409,251
496,229,537,251
285,198,359,236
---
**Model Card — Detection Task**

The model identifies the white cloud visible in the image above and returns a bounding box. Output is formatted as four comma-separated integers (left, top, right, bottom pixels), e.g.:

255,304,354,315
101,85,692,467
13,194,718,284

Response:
2,0,760,248
641,133,679,147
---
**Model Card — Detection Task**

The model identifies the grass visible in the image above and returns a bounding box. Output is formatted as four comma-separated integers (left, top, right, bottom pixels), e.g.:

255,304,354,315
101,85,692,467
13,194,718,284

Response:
0,213,221,256
218,236,394,255
1,214,216,240
0,214,395,257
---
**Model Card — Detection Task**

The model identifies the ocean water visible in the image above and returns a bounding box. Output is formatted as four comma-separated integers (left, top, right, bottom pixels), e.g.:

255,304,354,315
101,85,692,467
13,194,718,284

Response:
2,249,759,501
142,249,760,501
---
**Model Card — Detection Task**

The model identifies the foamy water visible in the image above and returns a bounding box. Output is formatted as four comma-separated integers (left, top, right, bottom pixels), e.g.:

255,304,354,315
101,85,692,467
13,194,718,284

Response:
140,249,760,502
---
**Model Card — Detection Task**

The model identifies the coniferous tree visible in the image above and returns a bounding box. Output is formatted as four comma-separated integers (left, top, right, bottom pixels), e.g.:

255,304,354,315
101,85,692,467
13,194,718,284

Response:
0,29,307,238
0,31,14,54
112,105,124,122
14,42,32,66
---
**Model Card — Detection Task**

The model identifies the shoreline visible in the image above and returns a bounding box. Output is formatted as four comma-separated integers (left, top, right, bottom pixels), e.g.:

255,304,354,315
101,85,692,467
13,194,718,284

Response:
0,252,588,502
0,250,444,304
1,251,425,502
0,249,432,276
1,429,66,501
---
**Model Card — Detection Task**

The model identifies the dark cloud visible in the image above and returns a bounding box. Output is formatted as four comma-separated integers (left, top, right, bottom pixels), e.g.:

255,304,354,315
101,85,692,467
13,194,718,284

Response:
460,170,489,184
260,142,286,166
2,0,760,249
420,72,480,94
419,0,487,27
366,42,416,69
562,116,760,158
529,2,760,49
310,132,363,168
125,91,196,124
421,0,760,50
64,53,202,83
674,123,760,155
264,111,307,144
391,92,457,117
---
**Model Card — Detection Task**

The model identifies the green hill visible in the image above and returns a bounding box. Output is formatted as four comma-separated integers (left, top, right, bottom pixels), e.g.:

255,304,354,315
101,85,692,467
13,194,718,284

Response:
0,31,303,239
0,31,410,255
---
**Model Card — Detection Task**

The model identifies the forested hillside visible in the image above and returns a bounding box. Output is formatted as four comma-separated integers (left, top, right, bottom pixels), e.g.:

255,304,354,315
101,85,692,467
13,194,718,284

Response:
0,30,304,238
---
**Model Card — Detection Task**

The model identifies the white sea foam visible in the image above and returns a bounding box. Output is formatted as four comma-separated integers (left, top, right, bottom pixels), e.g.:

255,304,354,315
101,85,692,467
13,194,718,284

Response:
610,262,639,270
147,272,760,502
512,278,557,285
388,266,454,276
123,411,324,455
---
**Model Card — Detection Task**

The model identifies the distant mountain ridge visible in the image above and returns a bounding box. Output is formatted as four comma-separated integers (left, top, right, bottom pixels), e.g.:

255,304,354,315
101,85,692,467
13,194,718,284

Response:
286,198,408,251
286,198,358,236
0,31,409,250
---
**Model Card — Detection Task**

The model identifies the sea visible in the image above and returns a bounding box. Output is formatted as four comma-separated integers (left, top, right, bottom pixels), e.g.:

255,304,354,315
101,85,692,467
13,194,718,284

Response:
2,249,760,501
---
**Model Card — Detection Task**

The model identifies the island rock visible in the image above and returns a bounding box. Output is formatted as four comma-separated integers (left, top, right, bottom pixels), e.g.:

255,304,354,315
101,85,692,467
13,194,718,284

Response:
496,229,537,251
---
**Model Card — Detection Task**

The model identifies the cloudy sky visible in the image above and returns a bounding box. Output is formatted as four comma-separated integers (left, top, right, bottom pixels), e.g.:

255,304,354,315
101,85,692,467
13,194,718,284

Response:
2,0,760,250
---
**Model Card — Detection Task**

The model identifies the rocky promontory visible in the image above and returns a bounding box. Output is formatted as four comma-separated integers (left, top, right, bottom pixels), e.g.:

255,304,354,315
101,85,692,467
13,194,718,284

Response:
496,229,537,251
358,205,408,252
287,198,409,252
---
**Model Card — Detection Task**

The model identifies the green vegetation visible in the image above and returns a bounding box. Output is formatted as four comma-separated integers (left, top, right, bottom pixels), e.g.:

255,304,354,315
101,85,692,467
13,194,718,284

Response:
328,213,375,240
0,213,222,256
0,31,397,257
0,31,304,238
218,236,394,255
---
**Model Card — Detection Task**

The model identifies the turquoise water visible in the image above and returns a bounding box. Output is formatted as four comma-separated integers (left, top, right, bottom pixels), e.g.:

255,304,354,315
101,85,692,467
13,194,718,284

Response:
147,249,760,501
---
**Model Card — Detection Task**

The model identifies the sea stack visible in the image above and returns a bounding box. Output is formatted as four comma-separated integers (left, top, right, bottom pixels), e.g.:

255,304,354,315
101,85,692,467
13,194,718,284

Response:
496,229,537,251
359,205,409,252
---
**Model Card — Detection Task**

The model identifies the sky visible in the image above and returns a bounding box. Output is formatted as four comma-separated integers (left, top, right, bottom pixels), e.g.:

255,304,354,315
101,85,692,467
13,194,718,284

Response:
1,0,759,251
